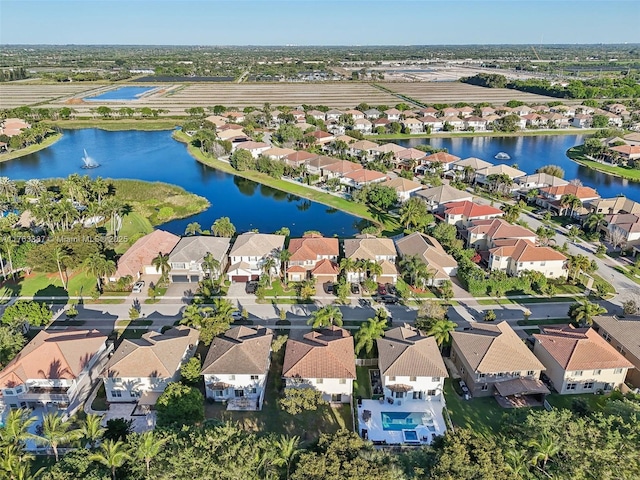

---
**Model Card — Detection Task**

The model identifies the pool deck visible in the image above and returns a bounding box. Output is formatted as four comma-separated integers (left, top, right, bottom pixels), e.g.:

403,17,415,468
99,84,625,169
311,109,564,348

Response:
358,398,447,445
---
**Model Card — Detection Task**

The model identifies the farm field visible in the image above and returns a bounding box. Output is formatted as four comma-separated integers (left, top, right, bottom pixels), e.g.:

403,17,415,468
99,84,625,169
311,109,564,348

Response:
0,83,100,109
380,81,568,105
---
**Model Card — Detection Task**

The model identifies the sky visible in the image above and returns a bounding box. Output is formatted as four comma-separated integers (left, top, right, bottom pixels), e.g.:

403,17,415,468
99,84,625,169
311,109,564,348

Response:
1,0,638,45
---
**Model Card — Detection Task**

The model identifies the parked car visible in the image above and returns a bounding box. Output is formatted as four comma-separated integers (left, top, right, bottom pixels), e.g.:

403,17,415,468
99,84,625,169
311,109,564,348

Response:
325,282,334,294
377,284,387,295
132,281,145,293
246,281,258,294
372,294,398,304
351,283,360,294
385,283,397,295
231,311,244,321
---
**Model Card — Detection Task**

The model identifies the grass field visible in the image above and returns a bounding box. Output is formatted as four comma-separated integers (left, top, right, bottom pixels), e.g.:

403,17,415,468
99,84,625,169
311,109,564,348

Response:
443,379,508,435
567,146,640,182
48,118,179,131
1,271,97,298
0,133,62,162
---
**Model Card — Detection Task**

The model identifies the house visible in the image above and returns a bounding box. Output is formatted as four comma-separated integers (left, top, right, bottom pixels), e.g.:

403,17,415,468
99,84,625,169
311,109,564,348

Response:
226,232,285,282
419,116,444,132
384,108,402,121
373,117,391,130
395,233,458,286
101,327,199,407
601,213,640,245
479,106,496,117
235,141,271,159
372,142,407,158
306,109,326,121
0,329,111,417
353,118,373,133
364,108,381,119
168,236,231,283
419,106,440,117
225,111,246,123
533,325,634,394
537,184,600,217
442,116,465,131
305,155,340,177
395,148,427,168
217,129,248,142
377,324,448,401
607,103,629,116
449,157,493,177
443,201,504,227
441,107,459,117
609,145,640,163
623,132,640,146
532,105,550,113
414,184,473,213
343,234,398,284
465,218,537,250
451,322,547,398
201,326,273,410
586,196,640,215
325,109,343,121
381,177,424,202
402,118,424,134
522,113,545,128
488,239,568,278
474,164,526,187
593,315,640,387
113,229,180,280
344,109,365,120
341,169,388,189
515,172,569,191
512,105,533,116
285,150,318,168
282,326,356,403
286,233,339,283
543,113,570,128
0,118,31,137
349,139,379,159
263,146,297,160
419,152,461,172
571,114,592,128
464,116,488,131
204,115,228,128
323,160,362,179
550,105,575,117
307,130,334,145
457,106,474,118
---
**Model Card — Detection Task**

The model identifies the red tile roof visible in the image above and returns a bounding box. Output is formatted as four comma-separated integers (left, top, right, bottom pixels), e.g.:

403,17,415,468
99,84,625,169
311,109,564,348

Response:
116,230,180,278
444,201,504,218
288,234,339,262
423,152,461,164
541,184,599,199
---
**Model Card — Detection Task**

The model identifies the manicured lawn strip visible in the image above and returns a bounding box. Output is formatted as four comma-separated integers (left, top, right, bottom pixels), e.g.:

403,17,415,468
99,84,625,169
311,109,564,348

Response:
546,393,603,411
567,146,640,182
554,283,584,295
443,378,509,435
524,328,540,335
48,118,180,131
175,131,402,235
204,348,352,444
477,296,577,305
115,212,154,253
0,133,62,162
614,265,640,285
12,271,97,298
516,318,571,326
91,383,109,411
354,366,373,399
263,280,297,297
368,128,599,142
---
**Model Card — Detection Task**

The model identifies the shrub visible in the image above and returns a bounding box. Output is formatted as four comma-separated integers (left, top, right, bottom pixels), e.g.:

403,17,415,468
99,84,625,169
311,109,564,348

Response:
279,387,327,415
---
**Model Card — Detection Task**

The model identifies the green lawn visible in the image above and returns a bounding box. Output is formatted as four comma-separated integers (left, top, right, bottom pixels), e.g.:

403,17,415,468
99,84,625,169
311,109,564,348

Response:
517,318,571,326
354,367,373,399
477,297,576,306
546,393,604,411
204,349,352,444
567,146,640,182
443,378,509,435
114,212,153,253
615,265,640,285
0,133,63,162
263,280,297,297
3,271,97,298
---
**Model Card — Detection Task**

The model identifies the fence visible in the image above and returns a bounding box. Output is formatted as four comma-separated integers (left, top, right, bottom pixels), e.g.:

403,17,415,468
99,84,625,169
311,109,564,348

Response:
355,358,378,367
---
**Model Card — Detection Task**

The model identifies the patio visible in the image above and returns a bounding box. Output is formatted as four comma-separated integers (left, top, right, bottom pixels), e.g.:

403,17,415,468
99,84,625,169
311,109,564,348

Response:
358,398,447,445
103,402,156,433
226,397,260,411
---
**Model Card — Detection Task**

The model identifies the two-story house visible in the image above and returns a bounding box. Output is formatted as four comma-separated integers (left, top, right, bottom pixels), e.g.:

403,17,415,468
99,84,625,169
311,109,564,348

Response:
226,232,285,282
451,322,548,398
593,315,640,387
418,152,461,173
286,233,339,283
414,184,473,214
380,177,424,203
533,325,634,394
343,234,398,284
465,218,537,250
168,236,231,283
112,229,180,281
536,184,600,217
395,232,458,286
234,141,271,159
101,327,199,408
0,329,111,418
443,201,504,227
474,164,526,188
488,239,568,279
201,326,273,410
282,326,356,403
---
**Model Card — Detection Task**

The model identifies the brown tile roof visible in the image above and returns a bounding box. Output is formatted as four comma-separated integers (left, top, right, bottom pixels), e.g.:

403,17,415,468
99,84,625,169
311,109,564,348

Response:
415,184,471,204
309,130,333,140
288,234,339,262
286,150,318,164
311,259,339,275
343,169,388,183
444,201,504,218
492,239,567,263
116,229,180,278
541,184,600,199
453,157,493,170
306,155,340,169
469,218,536,241
377,325,448,378
593,315,640,361
395,232,457,280
610,145,640,155
423,152,461,164
323,160,362,175
476,164,526,178
201,326,273,375
350,139,378,151
0,329,107,389
102,326,198,379
533,325,634,370
381,177,423,193
372,143,407,154
343,235,396,260
236,141,269,150
396,148,427,160
282,326,356,379
229,232,285,258
451,321,544,374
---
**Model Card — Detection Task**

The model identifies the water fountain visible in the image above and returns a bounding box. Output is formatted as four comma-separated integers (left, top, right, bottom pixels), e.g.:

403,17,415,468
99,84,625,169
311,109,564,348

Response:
81,149,100,169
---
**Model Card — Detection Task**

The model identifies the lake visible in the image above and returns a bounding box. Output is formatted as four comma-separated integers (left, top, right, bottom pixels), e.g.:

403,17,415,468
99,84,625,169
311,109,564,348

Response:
0,129,363,237
396,135,640,201
85,86,157,101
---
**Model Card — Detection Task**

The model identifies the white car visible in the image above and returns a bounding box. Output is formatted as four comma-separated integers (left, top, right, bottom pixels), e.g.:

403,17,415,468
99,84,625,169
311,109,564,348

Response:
132,281,145,293
231,311,243,321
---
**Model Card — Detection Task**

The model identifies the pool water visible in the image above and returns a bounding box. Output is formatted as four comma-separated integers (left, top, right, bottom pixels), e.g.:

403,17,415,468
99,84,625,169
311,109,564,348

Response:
381,411,423,431
403,430,419,442
86,86,157,101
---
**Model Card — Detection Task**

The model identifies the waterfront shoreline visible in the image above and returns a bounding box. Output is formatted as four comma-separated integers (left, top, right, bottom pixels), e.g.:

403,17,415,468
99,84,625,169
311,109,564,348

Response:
566,145,640,183
369,128,600,141
0,132,62,163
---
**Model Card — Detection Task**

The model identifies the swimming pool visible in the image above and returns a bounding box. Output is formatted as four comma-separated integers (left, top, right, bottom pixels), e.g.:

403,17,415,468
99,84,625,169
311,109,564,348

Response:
381,411,424,431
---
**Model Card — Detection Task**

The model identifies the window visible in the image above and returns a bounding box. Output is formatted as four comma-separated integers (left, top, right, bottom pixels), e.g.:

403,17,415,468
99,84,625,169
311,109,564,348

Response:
478,373,486,379
111,390,122,398
481,384,488,391
604,383,613,391
339,378,347,384
497,372,504,377
433,376,440,382
540,262,546,266
250,388,257,394
573,371,583,377
614,368,624,374
394,391,404,399
130,390,140,398
15,386,23,394
410,376,417,382
427,389,437,396
526,371,535,376
617,346,626,356
566,383,577,391
316,378,323,384
389,376,396,381
583,382,594,390
250,375,259,381
228,375,236,381
603,333,611,342
413,391,422,400
331,394,342,402
214,390,223,397
593,369,602,376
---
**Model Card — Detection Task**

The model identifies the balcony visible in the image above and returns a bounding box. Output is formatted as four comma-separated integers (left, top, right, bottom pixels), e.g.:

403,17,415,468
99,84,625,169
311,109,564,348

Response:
18,386,70,402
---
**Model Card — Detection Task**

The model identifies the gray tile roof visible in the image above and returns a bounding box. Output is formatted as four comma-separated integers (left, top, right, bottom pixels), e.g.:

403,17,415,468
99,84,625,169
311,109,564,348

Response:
229,232,285,258
343,235,396,260
169,236,231,264
593,315,640,361
201,326,273,375
377,325,448,378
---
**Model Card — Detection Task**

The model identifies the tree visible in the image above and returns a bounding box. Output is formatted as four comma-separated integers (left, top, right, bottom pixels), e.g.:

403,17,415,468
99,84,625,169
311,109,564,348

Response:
484,309,497,322
399,197,432,231
136,431,168,476
366,185,398,210
273,434,302,480
566,225,583,242
151,252,170,280
559,193,582,217
584,212,605,233
0,325,26,368
536,164,565,178
156,382,205,427
0,408,38,446
567,253,592,282
261,257,277,286
528,435,560,470
184,222,202,236
212,216,236,237
427,319,457,349
103,418,132,442
83,253,115,293
52,245,70,290
89,440,131,480
202,253,221,280
568,300,607,326
79,414,105,450
180,356,202,384
36,412,80,462
2,301,52,332
279,388,327,415
399,255,433,289
535,225,556,246
307,305,343,328
607,227,627,251
355,310,388,355
24,178,46,198
501,200,525,224
278,249,292,286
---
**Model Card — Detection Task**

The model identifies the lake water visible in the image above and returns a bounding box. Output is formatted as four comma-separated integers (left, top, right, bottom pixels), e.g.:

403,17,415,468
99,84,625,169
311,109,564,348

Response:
0,129,362,237
396,135,640,201
85,86,157,101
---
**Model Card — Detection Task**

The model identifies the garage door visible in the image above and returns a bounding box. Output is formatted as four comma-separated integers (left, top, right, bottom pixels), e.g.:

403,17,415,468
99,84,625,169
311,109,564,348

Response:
172,275,190,283
232,275,249,282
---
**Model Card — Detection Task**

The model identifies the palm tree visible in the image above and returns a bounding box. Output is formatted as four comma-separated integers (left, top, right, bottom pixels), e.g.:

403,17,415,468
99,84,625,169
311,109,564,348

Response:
0,177,17,201
79,414,105,449
528,435,560,470
399,197,429,230
202,252,221,280
427,319,457,350
89,439,131,480
535,226,556,246
92,177,110,205
261,257,277,286
151,252,170,281
184,222,202,236
568,300,607,326
584,212,605,233
307,305,343,328
272,434,302,480
339,257,356,280
366,260,383,282
278,249,292,286
136,431,168,476
24,179,46,198
37,412,80,462
212,297,237,323
559,193,582,217
53,245,70,290
504,448,531,479
0,409,38,446
355,310,388,355
83,253,111,292
211,216,236,237
566,253,591,283
566,225,582,243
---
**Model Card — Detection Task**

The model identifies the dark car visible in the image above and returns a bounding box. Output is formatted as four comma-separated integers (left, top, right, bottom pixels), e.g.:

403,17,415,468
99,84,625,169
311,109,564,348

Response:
325,282,334,294
377,284,387,295
351,283,360,294
380,295,399,304
245,281,258,294
386,283,397,295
